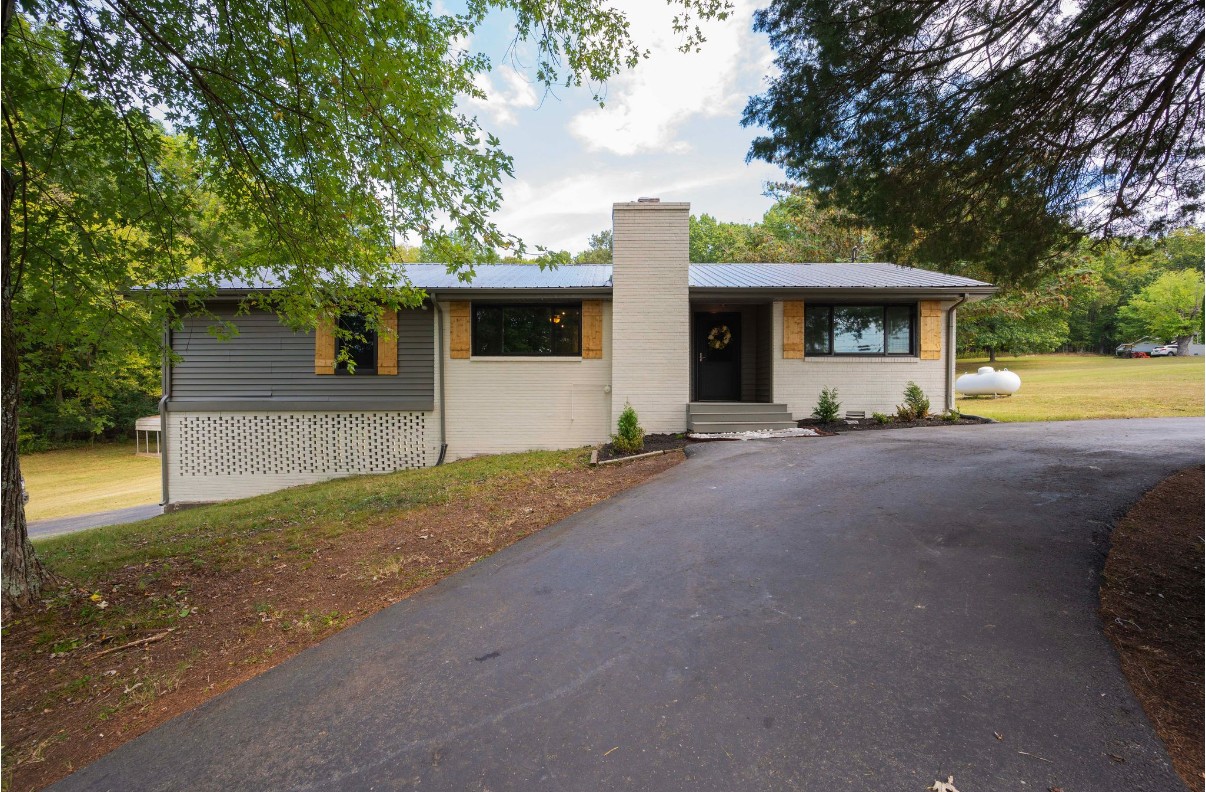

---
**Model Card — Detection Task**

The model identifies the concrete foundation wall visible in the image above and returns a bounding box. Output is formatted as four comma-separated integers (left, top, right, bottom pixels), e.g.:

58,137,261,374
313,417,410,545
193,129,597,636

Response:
166,410,436,504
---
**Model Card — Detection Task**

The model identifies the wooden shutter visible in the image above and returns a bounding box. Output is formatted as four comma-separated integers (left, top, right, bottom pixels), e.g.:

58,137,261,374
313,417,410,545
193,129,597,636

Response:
581,300,603,359
919,301,943,360
782,301,804,359
315,316,336,374
449,301,471,359
377,309,398,375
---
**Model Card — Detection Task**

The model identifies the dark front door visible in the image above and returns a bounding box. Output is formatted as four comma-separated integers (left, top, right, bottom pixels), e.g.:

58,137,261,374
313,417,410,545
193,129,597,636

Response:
694,312,741,401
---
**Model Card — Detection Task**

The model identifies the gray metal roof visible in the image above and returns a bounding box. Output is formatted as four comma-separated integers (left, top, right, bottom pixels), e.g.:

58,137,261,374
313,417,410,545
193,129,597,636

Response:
689,263,991,290
198,264,612,292
187,261,992,293
401,263,612,289
409,262,991,290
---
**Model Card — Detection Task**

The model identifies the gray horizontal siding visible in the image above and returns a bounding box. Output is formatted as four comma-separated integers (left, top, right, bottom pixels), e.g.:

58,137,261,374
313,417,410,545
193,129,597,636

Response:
170,306,434,408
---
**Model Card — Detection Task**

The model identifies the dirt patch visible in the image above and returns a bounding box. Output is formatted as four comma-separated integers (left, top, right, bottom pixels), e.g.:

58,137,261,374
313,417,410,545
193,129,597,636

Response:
1,452,682,791
800,415,992,432
597,432,698,461
1100,466,1204,792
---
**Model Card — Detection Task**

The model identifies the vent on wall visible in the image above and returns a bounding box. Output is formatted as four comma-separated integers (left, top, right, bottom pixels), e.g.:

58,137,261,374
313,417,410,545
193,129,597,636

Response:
176,412,427,476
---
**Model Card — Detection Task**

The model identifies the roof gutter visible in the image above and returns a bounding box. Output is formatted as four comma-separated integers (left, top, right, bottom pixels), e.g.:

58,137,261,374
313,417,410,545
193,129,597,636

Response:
687,287,997,302
423,287,613,301
946,294,971,412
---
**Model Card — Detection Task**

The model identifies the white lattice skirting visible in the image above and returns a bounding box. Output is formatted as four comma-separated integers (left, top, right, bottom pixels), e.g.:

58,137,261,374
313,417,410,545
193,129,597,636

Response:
167,411,435,503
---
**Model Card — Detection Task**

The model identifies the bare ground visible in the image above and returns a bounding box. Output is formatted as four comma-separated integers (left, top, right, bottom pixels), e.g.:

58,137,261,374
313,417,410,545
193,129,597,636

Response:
1101,466,1205,792
1,452,682,791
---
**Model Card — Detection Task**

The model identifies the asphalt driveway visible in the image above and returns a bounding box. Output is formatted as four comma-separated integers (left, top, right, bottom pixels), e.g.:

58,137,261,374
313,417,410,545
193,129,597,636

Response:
54,418,1203,792
28,505,163,539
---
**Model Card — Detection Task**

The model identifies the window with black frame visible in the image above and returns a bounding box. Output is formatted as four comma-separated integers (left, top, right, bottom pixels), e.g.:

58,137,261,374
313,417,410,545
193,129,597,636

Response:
336,313,378,374
472,304,582,356
804,304,915,356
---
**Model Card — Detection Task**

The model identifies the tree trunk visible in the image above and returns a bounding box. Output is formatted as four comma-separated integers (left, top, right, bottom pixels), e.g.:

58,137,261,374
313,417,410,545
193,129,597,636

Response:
987,347,997,363
2,166,49,617
1175,335,1193,357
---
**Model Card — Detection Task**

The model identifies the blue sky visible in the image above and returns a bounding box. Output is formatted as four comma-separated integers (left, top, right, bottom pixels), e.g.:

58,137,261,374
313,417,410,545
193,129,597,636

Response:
454,0,784,253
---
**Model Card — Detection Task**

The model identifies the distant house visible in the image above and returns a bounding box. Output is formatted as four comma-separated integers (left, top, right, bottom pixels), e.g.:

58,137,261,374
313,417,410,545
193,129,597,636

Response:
160,199,996,507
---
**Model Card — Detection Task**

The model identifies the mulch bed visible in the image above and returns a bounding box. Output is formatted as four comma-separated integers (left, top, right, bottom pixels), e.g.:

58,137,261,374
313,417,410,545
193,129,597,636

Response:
1100,466,1205,792
0,453,682,792
800,415,992,432
598,416,993,460
596,432,699,461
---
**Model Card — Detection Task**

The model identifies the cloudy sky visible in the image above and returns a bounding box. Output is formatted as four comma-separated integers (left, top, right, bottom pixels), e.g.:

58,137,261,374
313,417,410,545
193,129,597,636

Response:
457,0,784,253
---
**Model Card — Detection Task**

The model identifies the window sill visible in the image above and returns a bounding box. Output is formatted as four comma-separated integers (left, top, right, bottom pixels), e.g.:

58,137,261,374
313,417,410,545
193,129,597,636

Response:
467,356,585,362
803,356,921,363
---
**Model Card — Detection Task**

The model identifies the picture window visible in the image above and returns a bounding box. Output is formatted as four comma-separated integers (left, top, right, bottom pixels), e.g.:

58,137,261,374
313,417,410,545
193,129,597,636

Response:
472,304,582,356
804,304,916,356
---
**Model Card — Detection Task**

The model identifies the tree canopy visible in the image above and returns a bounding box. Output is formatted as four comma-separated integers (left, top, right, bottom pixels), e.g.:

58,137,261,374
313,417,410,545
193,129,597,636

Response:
743,0,1204,281
958,230,1205,357
1117,269,1205,352
956,269,1088,361
1,0,729,611
573,230,613,264
690,187,879,263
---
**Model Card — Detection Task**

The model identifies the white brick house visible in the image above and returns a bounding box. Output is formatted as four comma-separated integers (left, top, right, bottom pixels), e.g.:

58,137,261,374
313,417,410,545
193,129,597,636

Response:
160,199,995,506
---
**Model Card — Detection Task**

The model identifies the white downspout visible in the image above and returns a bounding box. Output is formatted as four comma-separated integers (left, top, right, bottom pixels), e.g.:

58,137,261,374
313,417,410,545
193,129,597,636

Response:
432,299,448,465
159,318,171,507
945,293,970,412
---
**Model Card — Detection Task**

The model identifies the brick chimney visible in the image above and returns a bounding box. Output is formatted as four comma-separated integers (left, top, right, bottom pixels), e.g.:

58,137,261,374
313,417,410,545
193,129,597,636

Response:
609,199,691,432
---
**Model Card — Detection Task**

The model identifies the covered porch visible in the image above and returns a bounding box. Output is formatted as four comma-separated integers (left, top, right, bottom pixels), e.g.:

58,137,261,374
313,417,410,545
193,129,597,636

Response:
687,301,794,433
689,301,774,403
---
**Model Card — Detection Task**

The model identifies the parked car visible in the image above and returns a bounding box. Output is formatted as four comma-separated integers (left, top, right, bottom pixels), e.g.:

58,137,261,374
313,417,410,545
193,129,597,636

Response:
1116,342,1159,357
1151,344,1179,357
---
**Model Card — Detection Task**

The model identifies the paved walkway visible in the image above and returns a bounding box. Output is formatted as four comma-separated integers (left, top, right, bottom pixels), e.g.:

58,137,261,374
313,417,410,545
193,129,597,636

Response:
28,504,163,539
52,419,1202,791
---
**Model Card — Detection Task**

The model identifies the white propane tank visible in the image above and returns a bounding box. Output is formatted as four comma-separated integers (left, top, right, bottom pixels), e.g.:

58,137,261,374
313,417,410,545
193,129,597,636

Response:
955,366,1022,396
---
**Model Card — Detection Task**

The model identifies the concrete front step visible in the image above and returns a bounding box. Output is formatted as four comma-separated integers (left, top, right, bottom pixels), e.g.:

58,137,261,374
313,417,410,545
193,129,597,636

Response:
687,402,796,433
687,402,789,415
688,412,793,424
687,420,799,433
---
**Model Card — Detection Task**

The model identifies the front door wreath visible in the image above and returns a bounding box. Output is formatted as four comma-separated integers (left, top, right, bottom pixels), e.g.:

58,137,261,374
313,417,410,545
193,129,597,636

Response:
707,324,732,350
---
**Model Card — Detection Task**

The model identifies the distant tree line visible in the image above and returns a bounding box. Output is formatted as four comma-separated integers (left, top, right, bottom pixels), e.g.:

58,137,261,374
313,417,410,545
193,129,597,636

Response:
957,229,1205,360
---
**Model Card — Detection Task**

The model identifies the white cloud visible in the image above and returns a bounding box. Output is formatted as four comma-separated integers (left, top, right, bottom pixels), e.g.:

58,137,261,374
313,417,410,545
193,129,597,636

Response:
568,0,773,156
494,157,782,251
462,67,540,127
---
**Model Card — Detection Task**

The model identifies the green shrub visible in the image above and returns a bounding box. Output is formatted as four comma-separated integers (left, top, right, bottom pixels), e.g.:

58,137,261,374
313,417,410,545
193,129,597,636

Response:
871,412,892,425
612,402,645,454
900,381,930,420
812,386,841,423
18,431,53,454
942,409,961,422
895,403,916,422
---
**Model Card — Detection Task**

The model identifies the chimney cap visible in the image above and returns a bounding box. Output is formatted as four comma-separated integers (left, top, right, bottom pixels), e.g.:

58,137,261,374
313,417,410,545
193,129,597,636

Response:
636,196,660,203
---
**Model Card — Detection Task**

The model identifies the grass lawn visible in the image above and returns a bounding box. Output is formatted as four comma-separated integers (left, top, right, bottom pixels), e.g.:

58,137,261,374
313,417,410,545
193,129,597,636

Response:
1,446,681,791
21,442,161,521
955,353,1205,422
